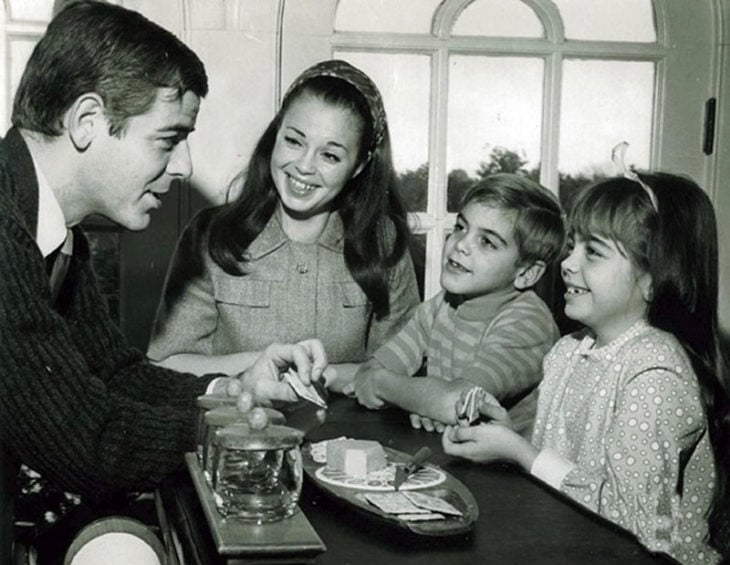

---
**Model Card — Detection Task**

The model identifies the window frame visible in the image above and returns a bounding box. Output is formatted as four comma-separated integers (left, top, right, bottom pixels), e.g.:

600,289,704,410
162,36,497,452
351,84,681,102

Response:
300,0,676,299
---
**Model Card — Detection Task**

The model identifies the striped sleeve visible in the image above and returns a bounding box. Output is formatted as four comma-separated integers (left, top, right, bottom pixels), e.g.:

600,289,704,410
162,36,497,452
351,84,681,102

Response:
372,292,442,376
468,293,558,402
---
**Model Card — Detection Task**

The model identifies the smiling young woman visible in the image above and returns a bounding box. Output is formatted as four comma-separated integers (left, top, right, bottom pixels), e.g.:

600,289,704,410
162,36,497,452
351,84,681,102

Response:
147,60,420,394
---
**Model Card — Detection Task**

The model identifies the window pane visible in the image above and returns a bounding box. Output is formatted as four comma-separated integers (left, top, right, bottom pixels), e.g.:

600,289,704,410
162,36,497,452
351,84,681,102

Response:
7,0,53,21
452,0,543,38
447,55,543,211
10,39,38,102
335,0,441,34
559,59,654,208
553,0,656,42
336,51,431,212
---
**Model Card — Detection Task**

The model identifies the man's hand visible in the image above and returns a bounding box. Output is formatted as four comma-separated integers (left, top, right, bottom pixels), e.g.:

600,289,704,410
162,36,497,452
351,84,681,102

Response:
236,340,327,406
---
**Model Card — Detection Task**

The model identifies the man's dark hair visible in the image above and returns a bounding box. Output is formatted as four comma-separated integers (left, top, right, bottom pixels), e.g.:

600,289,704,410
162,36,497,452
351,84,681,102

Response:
12,0,208,137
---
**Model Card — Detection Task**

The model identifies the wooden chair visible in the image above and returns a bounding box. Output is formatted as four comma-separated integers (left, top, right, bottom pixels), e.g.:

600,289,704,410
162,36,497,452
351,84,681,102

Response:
64,517,165,565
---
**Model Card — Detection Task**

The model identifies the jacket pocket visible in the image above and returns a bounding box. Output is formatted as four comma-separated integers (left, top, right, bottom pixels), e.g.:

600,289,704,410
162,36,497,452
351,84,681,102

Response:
338,282,369,308
214,277,271,308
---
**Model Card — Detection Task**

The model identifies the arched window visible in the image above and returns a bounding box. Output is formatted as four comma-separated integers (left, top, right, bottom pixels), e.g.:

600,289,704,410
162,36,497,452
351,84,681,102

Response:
282,0,718,301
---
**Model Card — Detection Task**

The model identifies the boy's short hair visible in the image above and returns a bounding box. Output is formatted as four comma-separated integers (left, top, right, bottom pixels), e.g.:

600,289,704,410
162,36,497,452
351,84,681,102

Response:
461,173,565,266
12,0,208,138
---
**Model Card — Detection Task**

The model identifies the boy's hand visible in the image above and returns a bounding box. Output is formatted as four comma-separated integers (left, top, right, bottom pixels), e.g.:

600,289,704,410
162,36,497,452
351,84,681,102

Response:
350,368,386,409
409,413,446,433
343,359,387,409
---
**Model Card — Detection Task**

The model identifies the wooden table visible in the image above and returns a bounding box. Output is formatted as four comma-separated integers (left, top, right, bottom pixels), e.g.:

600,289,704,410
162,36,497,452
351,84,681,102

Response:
160,396,673,564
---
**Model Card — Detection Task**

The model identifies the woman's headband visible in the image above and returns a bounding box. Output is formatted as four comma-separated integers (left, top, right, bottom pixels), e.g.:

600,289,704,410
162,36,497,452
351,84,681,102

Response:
284,59,387,151
611,141,658,211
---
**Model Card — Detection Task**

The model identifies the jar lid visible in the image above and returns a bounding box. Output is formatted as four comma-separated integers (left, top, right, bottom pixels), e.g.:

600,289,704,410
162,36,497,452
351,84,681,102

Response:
203,406,287,427
196,394,236,411
204,405,244,426
215,422,303,450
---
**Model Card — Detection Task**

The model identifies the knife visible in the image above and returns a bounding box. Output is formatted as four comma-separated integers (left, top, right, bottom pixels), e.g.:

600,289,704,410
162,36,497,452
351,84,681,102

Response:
393,446,432,490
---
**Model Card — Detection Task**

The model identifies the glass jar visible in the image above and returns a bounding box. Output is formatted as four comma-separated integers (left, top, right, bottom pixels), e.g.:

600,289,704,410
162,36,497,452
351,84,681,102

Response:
202,406,247,485
195,394,236,462
212,423,303,522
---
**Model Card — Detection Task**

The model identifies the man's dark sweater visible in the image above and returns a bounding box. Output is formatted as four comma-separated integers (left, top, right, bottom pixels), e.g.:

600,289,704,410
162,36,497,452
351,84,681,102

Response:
0,128,213,525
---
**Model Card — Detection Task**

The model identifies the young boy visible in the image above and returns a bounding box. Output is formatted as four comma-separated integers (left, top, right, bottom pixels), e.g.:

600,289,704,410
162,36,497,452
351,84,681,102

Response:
348,173,565,430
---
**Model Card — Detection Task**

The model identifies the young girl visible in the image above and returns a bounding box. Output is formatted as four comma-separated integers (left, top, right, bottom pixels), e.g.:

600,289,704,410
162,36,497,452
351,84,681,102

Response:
147,60,419,391
442,173,730,564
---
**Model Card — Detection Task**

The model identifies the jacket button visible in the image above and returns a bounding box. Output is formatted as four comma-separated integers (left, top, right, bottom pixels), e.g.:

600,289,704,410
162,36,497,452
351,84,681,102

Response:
296,262,309,274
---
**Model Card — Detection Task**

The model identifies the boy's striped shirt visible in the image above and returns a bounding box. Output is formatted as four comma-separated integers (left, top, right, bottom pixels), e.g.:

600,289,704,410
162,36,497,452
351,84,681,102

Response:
373,289,559,404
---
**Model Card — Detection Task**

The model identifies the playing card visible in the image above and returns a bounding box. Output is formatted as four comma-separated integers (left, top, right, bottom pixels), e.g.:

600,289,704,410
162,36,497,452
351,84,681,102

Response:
469,387,487,423
362,492,430,514
466,389,478,423
402,491,463,516
283,369,327,408
457,389,471,424
458,386,483,425
456,387,474,423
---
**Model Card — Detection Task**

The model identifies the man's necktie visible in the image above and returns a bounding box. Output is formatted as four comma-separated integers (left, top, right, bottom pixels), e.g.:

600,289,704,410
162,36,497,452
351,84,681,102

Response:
48,230,73,303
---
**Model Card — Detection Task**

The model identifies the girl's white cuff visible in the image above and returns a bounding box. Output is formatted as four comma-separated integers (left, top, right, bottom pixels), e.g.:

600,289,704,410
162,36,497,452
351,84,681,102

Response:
530,448,576,489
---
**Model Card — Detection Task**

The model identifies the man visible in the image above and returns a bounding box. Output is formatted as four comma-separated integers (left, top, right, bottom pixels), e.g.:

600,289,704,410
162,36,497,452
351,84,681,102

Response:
0,2,325,562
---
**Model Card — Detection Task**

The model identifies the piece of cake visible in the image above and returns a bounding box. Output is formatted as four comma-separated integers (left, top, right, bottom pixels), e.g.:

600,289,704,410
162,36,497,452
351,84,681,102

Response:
326,439,387,476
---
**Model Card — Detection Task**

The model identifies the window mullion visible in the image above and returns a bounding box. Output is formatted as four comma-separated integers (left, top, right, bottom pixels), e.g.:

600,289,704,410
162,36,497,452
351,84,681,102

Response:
541,51,562,193
423,42,450,299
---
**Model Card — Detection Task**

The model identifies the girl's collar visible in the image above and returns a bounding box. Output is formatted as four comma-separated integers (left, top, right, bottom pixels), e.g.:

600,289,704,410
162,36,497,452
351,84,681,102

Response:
577,319,651,358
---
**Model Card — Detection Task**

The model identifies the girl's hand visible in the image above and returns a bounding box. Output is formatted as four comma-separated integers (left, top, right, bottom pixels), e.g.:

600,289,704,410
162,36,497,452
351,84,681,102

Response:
442,423,537,470
409,413,445,433
478,397,511,427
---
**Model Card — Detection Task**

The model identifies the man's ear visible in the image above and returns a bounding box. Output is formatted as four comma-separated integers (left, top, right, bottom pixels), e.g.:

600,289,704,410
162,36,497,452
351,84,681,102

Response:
514,260,546,290
65,94,105,152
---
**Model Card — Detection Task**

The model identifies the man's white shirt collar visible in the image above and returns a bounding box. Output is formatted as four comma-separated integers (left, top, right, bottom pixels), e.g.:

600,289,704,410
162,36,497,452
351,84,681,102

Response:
33,154,68,258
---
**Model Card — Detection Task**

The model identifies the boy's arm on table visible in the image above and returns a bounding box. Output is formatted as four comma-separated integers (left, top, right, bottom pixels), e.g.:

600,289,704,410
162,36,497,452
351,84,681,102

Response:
351,357,473,425
322,363,361,393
